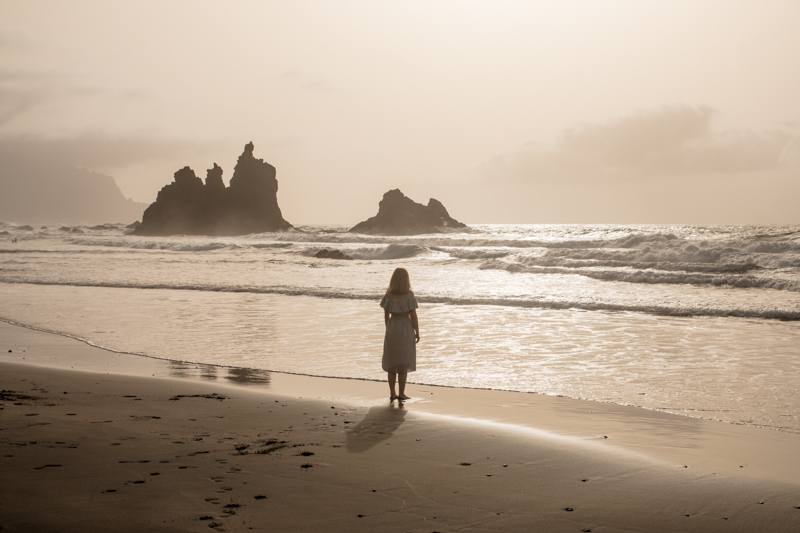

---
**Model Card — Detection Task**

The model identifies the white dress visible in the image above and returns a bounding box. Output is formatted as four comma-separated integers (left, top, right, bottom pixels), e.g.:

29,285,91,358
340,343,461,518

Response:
380,294,418,373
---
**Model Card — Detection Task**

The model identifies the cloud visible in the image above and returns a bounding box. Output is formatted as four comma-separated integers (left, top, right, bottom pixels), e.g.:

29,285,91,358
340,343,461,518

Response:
0,67,118,130
0,70,56,126
0,133,208,169
0,29,79,127
484,105,799,183
280,68,334,93
0,27,34,50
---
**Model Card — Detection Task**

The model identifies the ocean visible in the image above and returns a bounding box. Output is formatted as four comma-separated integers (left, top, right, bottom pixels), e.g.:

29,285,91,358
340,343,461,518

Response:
2,222,799,433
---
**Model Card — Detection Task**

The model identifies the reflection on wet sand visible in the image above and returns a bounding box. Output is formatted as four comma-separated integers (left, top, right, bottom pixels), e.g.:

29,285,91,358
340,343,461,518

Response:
346,403,407,453
225,367,271,385
168,363,271,385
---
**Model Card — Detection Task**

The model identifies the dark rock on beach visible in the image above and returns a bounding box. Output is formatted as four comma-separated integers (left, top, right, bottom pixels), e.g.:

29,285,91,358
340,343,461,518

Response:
59,226,84,234
314,249,353,260
349,189,466,235
134,143,291,236
88,224,119,231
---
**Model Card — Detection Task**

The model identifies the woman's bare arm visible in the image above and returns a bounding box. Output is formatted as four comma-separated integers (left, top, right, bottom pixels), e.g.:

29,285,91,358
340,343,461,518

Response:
385,309,390,327
410,309,420,343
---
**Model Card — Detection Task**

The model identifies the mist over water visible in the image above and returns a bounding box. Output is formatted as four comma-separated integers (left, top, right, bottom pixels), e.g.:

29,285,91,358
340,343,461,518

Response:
2,222,800,432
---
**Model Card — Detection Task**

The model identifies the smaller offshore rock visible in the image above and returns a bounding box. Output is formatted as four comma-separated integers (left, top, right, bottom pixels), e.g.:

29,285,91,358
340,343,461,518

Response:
314,249,353,260
349,189,467,235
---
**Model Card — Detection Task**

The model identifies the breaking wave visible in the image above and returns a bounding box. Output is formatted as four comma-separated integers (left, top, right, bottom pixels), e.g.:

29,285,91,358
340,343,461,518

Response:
63,237,294,252
3,278,799,321
478,259,800,292
302,243,428,261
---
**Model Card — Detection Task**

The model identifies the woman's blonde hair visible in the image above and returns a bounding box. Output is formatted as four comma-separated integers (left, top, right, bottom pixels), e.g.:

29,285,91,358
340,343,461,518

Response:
387,267,411,295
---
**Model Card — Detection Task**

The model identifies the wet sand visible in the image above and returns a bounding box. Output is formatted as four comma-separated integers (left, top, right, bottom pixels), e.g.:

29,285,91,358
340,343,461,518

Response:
2,321,800,532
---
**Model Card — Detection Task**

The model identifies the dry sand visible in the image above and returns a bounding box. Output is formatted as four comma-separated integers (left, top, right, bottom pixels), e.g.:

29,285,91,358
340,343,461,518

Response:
2,321,800,532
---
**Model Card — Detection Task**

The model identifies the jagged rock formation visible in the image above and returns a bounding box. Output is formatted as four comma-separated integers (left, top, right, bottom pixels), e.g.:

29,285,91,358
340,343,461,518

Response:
135,143,291,236
349,189,467,235
314,249,353,260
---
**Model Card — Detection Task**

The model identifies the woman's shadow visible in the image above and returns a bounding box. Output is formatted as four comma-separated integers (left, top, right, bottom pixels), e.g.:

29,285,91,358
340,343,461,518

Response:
346,403,407,453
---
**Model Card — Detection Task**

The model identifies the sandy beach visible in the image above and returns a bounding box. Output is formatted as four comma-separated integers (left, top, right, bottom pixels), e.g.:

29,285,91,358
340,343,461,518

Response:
2,321,800,532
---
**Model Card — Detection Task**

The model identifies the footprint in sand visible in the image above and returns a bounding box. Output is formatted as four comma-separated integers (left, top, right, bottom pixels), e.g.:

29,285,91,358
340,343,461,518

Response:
223,507,237,516
33,464,62,470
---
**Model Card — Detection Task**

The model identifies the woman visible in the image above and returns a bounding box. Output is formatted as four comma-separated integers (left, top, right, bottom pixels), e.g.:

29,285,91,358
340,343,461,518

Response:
380,267,420,401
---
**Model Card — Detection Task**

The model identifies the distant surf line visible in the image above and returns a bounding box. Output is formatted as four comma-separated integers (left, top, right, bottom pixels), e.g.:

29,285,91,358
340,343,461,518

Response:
3,279,799,321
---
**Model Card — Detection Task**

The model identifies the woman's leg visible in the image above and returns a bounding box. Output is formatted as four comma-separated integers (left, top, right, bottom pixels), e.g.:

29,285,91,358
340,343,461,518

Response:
398,373,409,400
387,372,397,399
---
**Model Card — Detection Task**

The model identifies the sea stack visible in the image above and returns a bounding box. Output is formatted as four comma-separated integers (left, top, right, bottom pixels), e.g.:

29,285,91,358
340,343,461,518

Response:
349,189,467,235
134,143,291,236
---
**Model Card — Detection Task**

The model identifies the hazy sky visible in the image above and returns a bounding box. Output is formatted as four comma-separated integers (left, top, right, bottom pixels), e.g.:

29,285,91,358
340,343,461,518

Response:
2,1,799,224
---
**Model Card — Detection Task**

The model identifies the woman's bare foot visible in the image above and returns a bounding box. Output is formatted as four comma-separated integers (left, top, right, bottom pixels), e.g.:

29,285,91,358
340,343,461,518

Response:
389,395,398,401
398,394,410,401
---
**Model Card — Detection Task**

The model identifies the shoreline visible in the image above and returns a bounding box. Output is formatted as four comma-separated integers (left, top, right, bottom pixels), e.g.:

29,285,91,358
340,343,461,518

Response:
3,321,800,531
3,317,796,436
4,320,800,485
